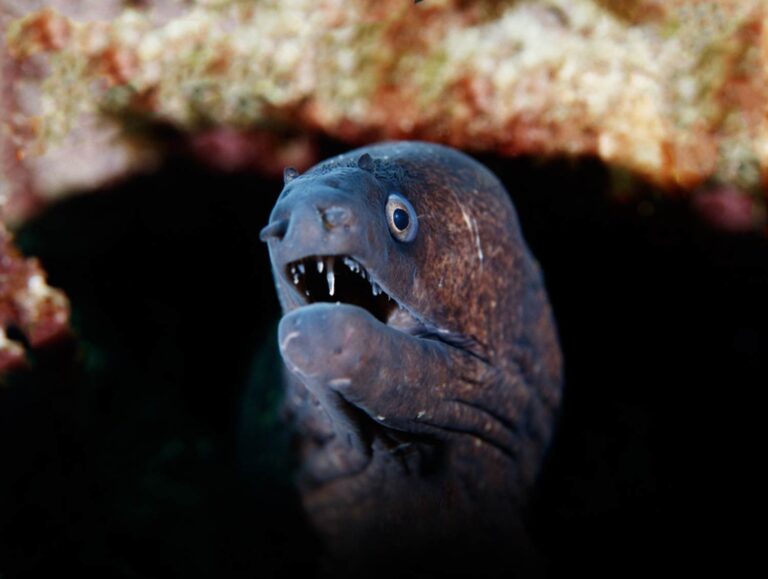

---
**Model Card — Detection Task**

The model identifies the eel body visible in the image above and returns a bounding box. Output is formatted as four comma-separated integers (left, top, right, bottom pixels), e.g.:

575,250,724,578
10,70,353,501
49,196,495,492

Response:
260,141,562,565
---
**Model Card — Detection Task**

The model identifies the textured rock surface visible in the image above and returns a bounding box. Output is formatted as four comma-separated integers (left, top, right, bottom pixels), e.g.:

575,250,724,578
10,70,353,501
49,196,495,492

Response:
0,222,70,373
1,0,767,226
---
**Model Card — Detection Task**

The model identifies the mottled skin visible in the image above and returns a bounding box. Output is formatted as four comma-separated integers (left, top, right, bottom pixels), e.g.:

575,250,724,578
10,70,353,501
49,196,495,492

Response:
261,142,562,564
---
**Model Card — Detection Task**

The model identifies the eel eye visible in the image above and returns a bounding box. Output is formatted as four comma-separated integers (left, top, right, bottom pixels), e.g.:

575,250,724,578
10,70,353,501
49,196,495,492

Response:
386,193,418,242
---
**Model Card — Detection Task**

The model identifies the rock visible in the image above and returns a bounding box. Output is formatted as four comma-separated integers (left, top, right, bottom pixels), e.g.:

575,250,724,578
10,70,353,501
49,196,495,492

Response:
0,223,70,374
0,0,766,225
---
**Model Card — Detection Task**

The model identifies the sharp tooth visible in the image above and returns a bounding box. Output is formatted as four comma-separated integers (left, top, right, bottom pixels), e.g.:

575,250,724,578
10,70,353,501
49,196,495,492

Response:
372,282,380,296
293,274,299,284
317,259,324,273
343,257,362,274
290,265,297,275
325,256,336,296
298,263,305,275
305,290,310,296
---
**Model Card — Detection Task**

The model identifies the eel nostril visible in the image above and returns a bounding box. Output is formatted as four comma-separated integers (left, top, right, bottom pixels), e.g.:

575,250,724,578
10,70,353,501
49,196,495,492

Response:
321,206,352,229
260,219,289,241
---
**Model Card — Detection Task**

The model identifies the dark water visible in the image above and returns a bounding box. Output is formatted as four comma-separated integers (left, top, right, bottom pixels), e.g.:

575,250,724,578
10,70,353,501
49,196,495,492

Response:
0,147,762,577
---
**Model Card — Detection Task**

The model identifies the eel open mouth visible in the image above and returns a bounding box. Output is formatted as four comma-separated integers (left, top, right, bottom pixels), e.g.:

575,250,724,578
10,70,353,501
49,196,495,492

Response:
281,254,490,487
285,255,421,333
283,254,433,484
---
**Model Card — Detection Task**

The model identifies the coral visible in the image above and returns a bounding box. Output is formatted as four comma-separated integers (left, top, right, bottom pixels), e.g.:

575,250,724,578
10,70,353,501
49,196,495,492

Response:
1,0,766,222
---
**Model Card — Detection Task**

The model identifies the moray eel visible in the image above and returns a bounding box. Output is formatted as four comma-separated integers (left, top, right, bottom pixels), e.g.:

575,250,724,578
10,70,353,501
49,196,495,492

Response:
260,142,562,566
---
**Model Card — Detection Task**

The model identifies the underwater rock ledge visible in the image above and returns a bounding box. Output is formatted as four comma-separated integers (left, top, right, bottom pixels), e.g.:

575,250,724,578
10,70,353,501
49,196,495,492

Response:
0,222,70,373
0,0,766,225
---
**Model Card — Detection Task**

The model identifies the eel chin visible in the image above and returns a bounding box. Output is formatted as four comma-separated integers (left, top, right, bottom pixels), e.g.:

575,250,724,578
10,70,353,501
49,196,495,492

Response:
283,254,424,335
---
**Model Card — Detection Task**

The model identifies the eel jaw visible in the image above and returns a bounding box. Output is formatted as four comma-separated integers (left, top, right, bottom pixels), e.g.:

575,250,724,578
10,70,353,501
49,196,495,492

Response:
280,253,429,487
283,254,424,335
279,253,489,488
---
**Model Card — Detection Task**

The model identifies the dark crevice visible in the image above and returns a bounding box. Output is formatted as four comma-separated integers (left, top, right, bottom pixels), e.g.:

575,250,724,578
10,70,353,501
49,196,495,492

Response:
0,145,763,577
